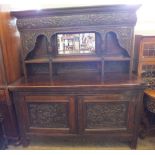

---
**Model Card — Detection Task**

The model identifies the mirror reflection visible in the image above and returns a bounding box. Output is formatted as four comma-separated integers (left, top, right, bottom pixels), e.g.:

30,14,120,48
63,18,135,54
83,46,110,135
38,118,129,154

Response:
57,33,95,54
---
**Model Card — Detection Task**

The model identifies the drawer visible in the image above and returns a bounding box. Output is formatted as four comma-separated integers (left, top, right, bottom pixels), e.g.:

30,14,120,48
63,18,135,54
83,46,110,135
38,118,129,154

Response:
24,95,69,103
82,93,130,102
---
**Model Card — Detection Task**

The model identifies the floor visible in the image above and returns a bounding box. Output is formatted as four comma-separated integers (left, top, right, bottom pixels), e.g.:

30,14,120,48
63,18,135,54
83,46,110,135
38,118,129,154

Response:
6,135,155,150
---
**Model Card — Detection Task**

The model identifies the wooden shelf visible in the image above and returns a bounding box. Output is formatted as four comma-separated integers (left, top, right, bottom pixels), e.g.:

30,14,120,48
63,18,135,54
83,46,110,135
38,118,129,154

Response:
104,56,130,61
24,56,102,64
52,56,102,63
24,56,130,64
24,56,131,64
25,57,49,64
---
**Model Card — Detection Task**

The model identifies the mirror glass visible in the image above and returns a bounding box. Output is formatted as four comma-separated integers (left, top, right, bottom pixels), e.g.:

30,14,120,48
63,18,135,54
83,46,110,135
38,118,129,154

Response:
57,33,95,55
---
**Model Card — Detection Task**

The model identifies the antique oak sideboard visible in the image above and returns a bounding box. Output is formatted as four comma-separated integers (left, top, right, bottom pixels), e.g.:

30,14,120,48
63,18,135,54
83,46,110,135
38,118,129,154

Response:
10,5,145,149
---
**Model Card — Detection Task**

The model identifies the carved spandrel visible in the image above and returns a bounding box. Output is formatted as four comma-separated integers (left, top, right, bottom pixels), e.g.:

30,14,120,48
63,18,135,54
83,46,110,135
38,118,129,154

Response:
21,31,54,59
86,102,128,129
104,31,129,57
116,28,133,56
100,27,132,56
17,12,136,30
28,103,68,128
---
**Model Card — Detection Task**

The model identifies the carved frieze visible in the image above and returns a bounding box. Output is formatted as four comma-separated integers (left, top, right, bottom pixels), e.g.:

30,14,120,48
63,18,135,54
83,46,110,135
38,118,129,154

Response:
28,103,68,128
16,12,136,30
86,102,128,129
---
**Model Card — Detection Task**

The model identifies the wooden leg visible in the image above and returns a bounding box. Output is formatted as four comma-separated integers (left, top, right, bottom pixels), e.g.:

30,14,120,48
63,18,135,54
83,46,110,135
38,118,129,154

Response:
139,112,150,139
12,139,22,146
130,139,137,150
0,116,8,149
22,137,29,147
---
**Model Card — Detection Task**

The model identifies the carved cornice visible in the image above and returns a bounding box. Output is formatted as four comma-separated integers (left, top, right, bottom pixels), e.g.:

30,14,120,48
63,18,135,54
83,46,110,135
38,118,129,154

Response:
11,5,141,18
16,12,137,30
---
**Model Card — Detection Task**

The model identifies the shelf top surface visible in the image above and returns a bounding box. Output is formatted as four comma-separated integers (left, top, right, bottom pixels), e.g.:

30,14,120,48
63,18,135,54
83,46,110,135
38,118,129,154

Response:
8,73,145,91
52,56,102,62
11,4,141,18
24,55,131,63
25,57,49,63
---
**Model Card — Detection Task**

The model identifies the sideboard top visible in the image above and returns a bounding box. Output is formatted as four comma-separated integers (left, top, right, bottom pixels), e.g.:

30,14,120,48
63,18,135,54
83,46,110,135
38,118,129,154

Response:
8,73,146,91
11,4,141,18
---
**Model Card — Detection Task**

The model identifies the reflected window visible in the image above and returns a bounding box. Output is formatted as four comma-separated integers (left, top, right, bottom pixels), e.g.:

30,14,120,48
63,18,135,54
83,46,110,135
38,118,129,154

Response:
57,33,95,55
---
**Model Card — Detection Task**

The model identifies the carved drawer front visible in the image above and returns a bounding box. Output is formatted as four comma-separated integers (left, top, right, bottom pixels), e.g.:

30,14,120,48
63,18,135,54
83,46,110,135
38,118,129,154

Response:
19,95,76,134
78,95,133,134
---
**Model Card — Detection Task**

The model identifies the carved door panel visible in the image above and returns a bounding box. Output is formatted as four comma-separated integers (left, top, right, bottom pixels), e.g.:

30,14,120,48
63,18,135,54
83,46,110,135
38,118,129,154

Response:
78,95,136,134
15,93,77,136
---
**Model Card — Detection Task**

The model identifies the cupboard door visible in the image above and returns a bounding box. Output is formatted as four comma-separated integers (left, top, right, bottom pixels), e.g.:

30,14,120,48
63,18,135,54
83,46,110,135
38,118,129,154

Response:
15,93,76,136
78,95,135,134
